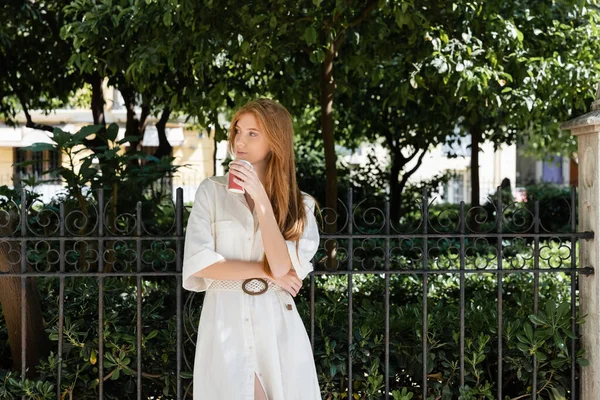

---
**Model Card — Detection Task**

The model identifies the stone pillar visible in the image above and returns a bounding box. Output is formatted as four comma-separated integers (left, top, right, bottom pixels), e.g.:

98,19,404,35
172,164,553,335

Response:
561,85,600,399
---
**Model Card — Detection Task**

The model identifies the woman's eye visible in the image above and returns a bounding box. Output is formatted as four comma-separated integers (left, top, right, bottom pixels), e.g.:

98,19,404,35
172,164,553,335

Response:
250,132,257,137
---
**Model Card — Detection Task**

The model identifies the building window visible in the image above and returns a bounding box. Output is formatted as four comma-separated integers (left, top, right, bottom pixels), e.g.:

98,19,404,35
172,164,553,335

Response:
14,148,61,179
443,172,466,204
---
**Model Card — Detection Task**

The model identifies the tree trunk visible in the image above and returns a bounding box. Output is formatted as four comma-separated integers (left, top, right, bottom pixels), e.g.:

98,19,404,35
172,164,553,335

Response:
120,86,143,168
389,149,403,222
320,39,338,269
470,125,482,207
154,108,172,159
0,216,51,378
82,72,107,153
88,73,106,126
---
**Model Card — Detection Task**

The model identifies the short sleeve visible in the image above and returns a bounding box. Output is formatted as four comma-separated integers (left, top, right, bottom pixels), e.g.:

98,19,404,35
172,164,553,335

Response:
285,195,320,280
182,180,225,292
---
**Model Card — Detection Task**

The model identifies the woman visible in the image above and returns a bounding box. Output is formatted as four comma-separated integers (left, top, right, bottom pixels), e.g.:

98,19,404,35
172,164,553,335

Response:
182,98,322,400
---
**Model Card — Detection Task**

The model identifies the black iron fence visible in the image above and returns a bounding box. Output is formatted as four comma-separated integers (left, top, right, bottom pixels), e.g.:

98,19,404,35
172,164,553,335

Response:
0,186,594,399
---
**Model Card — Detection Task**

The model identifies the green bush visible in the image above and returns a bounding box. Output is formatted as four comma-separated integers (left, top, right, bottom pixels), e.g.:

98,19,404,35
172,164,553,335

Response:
427,183,575,236
0,241,585,399
524,184,574,233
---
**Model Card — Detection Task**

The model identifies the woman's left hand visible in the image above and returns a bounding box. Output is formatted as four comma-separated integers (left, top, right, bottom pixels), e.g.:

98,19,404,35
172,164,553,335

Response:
229,161,268,203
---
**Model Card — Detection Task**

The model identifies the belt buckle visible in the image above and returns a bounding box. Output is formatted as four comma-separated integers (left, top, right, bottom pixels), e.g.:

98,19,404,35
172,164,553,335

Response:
242,278,268,295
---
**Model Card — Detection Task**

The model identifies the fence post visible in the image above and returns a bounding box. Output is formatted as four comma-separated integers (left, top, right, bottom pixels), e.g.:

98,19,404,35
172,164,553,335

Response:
561,84,600,398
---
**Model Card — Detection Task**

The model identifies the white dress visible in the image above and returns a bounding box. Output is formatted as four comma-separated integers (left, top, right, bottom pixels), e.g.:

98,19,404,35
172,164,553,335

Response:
182,173,322,400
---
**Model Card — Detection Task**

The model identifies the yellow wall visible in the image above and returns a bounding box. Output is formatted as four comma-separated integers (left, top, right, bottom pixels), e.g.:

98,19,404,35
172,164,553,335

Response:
172,128,215,189
0,148,13,186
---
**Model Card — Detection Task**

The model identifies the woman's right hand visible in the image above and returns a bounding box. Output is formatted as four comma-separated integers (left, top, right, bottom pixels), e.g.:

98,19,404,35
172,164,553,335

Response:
271,268,302,297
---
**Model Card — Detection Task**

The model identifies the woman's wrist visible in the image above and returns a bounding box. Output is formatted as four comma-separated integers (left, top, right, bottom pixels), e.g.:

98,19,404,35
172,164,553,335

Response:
255,192,273,217
255,261,270,280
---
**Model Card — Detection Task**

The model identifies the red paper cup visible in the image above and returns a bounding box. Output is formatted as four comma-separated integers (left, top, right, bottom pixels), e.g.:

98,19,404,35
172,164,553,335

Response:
228,160,253,194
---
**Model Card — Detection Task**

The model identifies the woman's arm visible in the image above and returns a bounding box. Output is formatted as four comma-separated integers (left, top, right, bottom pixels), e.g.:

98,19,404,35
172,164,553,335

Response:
195,259,268,280
250,193,292,278
228,161,308,279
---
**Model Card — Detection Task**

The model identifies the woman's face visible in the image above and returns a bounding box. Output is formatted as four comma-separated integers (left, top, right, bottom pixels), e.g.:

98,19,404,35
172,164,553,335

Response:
233,113,271,166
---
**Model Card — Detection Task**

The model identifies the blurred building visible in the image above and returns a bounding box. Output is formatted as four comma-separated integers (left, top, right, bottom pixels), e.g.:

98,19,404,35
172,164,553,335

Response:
0,84,215,203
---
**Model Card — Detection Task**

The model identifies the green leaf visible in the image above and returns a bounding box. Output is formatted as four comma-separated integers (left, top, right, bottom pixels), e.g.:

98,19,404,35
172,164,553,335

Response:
549,387,566,400
516,27,524,42
106,123,119,142
395,10,409,28
550,358,566,368
529,314,547,326
556,302,570,320
523,322,533,341
51,128,71,147
180,371,194,379
79,125,104,137
25,142,55,152
516,343,529,353
545,300,556,318
304,27,317,45
146,330,159,340
163,12,172,27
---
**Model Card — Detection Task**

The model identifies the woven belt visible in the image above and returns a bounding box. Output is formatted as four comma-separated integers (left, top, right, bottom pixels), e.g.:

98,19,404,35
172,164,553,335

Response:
207,278,294,310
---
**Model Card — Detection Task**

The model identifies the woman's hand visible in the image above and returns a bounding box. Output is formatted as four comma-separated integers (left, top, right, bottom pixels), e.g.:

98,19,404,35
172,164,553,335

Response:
270,268,302,297
229,161,268,203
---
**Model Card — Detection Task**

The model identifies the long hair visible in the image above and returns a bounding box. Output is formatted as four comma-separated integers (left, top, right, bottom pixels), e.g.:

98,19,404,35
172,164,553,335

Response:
227,98,315,277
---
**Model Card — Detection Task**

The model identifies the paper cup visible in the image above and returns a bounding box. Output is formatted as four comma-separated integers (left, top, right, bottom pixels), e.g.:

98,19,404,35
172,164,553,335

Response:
228,160,253,194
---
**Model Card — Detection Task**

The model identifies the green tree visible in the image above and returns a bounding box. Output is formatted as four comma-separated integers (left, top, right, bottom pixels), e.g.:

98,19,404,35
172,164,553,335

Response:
0,0,83,129
412,0,600,205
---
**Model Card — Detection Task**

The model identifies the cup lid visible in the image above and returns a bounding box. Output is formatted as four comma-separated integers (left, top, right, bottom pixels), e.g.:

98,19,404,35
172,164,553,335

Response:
231,159,252,167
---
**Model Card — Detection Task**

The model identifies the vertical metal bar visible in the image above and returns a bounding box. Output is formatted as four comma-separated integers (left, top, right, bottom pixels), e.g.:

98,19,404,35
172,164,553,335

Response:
496,187,503,399
20,188,27,400
57,202,66,400
136,201,143,400
570,187,577,398
459,201,465,388
98,189,105,399
422,188,429,398
347,188,353,399
310,187,318,351
176,188,184,400
533,200,540,400
310,273,315,352
384,200,390,400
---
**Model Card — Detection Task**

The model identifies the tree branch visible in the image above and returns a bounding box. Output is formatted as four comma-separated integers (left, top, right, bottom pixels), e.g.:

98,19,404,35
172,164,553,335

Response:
139,104,150,132
17,94,54,133
332,0,379,51
404,147,421,164
347,0,379,29
398,149,427,189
